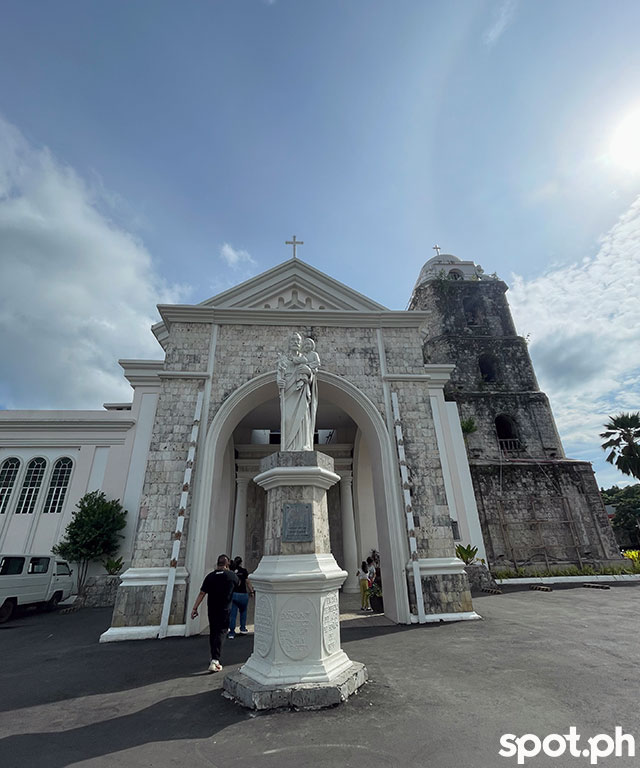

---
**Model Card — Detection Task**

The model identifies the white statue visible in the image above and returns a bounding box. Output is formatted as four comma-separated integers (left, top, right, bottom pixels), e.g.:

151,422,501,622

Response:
277,333,320,451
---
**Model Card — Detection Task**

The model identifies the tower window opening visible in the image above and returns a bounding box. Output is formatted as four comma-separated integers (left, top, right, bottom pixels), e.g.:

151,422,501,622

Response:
479,354,498,382
448,269,463,280
462,295,482,325
495,415,523,453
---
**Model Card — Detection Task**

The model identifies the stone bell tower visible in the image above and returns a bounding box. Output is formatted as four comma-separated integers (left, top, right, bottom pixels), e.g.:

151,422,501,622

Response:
408,253,620,572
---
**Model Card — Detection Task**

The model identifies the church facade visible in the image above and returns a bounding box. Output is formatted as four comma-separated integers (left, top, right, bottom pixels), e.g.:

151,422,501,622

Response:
0,254,619,637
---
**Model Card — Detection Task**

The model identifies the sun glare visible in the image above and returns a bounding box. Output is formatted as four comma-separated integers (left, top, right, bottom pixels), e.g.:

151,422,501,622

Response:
610,107,640,171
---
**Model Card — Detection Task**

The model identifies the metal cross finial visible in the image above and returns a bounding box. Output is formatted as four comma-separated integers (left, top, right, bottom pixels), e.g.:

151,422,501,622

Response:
286,235,304,259
432,244,441,257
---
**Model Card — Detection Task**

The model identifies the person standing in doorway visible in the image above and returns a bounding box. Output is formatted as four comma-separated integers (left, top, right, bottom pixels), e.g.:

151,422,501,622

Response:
356,560,370,611
190,554,238,673
228,556,255,639
366,556,376,585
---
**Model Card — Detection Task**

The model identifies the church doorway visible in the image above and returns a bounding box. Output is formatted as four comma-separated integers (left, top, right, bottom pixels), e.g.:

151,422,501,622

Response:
187,371,410,632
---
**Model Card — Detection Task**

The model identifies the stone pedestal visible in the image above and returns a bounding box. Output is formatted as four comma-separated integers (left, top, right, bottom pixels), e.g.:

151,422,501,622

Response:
223,451,367,709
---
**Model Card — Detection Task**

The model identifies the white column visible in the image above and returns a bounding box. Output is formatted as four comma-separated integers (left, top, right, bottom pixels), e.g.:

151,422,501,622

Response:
231,475,250,560
340,473,359,593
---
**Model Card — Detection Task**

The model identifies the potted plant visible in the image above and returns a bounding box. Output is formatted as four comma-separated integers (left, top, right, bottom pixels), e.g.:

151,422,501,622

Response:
368,577,383,613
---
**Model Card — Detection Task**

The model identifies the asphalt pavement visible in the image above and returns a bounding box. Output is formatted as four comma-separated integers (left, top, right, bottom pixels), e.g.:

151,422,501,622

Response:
1,584,639,768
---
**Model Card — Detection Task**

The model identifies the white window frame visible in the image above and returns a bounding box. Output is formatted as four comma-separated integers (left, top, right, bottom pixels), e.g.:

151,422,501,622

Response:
15,457,48,515
0,457,21,515
42,457,74,514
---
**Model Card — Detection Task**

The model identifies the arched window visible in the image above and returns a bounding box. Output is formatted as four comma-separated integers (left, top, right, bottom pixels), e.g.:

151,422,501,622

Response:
462,295,481,325
42,458,73,514
15,457,47,514
479,353,499,382
0,458,21,514
495,415,522,452
448,269,464,280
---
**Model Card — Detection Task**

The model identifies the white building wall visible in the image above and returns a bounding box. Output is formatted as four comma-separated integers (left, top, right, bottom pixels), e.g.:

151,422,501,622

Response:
0,410,141,570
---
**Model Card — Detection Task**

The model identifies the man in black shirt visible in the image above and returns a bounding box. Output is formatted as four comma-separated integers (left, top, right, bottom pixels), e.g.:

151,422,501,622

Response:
190,554,238,672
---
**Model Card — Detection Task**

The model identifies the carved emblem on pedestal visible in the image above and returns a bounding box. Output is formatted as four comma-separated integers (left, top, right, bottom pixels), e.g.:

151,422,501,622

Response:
277,596,315,660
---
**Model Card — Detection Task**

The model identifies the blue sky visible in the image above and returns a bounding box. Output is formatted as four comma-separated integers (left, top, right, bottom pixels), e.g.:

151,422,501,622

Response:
0,0,639,487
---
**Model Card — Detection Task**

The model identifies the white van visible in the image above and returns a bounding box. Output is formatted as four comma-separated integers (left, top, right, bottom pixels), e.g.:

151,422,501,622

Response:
0,554,74,622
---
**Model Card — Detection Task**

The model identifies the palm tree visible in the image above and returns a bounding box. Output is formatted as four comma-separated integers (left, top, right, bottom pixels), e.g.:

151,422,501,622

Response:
600,412,640,480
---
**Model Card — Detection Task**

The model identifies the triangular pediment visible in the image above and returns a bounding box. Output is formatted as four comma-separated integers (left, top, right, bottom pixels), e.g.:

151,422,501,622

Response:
200,258,388,312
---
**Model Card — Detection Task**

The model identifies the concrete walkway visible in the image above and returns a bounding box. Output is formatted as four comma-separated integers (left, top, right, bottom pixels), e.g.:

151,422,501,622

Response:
1,584,639,767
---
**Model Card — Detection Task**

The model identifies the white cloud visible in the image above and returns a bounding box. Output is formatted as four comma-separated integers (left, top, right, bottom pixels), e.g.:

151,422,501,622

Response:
509,195,640,485
0,117,185,410
219,241,255,268
483,0,518,47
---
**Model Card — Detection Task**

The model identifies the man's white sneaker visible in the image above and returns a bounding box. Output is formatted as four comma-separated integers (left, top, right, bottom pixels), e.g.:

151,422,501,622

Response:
238,628,249,634
208,660,222,673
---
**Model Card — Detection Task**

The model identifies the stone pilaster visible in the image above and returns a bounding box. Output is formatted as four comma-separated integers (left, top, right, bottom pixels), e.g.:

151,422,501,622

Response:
231,475,250,560
339,473,359,593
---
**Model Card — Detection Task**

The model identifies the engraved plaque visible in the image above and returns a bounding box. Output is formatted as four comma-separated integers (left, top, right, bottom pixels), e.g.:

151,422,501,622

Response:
254,595,274,657
277,596,315,660
282,502,313,543
322,591,340,655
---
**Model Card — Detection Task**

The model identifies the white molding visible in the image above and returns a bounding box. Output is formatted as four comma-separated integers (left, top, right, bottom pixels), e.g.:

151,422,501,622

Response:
0,437,129,447
119,358,165,368
157,371,210,380
100,624,186,643
250,554,347,592
0,414,135,433
424,364,456,387
119,359,164,388
253,465,340,491
382,365,455,386
417,611,482,624
495,574,640,585
410,557,468,576
156,305,432,331
199,257,388,312
118,566,190,587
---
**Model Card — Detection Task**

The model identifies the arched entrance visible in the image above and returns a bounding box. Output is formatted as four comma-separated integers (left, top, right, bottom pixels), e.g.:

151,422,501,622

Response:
186,371,409,633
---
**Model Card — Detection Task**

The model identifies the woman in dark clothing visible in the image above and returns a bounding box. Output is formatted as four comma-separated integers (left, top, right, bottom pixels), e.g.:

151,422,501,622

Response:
228,556,255,638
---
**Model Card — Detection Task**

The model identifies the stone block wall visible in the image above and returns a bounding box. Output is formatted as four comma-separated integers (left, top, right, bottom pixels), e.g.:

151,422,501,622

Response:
409,279,517,338
457,392,564,461
393,381,457,559
80,575,121,608
132,376,201,569
111,583,187,627
164,322,211,371
423,336,538,394
471,460,621,569
406,572,474,615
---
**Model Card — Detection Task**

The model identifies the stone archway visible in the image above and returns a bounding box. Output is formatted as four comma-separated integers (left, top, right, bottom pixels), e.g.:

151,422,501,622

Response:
186,371,409,634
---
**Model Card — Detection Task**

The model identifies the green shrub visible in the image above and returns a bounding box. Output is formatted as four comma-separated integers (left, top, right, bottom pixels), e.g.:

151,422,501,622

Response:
492,564,634,579
52,491,127,591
